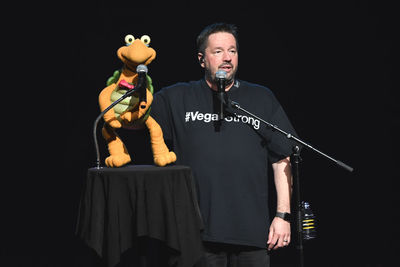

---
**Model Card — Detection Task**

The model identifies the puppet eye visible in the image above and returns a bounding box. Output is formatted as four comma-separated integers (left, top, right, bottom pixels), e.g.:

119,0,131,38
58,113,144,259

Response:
140,35,151,46
124,34,135,46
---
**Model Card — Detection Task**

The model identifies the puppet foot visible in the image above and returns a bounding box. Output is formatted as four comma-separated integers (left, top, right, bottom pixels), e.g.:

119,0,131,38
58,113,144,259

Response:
154,151,177,167
105,153,131,167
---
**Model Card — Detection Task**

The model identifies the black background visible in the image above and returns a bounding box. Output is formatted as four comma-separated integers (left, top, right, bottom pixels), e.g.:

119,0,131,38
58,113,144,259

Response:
5,1,398,266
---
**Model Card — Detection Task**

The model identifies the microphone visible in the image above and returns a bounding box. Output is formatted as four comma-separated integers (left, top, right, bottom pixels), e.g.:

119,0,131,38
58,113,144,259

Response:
216,70,227,120
136,64,148,105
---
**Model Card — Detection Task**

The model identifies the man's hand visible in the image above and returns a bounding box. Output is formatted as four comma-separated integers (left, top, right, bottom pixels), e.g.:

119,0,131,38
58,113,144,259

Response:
267,216,291,250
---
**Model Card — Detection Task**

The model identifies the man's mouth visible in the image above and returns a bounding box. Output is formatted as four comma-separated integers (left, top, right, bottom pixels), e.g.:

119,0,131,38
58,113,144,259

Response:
219,64,233,72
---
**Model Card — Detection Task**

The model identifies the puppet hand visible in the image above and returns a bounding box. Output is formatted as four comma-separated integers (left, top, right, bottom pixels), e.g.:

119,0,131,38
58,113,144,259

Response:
108,119,122,128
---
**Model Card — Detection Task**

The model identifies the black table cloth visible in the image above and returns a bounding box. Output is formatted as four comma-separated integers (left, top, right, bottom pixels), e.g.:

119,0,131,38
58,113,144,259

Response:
76,165,204,267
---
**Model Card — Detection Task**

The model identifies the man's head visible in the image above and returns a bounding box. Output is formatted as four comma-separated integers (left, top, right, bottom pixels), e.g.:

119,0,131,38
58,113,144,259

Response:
196,23,239,89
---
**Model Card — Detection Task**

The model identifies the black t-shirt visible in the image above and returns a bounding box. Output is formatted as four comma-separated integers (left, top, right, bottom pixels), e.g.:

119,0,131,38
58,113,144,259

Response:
150,79,297,248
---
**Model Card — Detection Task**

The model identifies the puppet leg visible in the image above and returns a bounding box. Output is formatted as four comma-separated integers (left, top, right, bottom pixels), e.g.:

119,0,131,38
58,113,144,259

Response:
102,123,131,167
145,116,177,166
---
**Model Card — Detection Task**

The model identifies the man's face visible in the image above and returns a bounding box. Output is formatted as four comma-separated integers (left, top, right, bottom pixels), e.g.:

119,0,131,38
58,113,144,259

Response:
199,32,239,86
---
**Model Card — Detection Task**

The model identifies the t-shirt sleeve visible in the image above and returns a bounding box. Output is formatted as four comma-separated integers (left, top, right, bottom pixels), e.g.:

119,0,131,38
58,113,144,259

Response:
150,90,173,141
264,93,299,163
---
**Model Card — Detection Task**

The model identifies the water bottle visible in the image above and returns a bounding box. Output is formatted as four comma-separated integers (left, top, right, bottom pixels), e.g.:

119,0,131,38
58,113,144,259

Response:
301,201,317,240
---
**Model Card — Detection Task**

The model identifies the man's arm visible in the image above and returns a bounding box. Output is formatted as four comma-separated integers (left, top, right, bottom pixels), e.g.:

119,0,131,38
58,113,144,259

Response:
267,156,293,250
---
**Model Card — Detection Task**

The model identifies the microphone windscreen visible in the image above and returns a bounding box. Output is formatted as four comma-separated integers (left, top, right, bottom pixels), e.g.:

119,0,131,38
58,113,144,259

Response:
216,70,227,79
136,64,148,73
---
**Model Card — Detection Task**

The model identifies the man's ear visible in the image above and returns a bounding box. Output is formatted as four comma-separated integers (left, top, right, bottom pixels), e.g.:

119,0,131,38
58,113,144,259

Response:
197,53,205,67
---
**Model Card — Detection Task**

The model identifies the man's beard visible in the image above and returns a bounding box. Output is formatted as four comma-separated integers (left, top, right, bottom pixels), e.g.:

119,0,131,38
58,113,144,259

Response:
205,66,237,88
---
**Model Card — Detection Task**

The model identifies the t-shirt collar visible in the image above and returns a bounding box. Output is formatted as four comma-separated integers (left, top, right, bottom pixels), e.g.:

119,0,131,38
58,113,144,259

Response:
200,78,241,92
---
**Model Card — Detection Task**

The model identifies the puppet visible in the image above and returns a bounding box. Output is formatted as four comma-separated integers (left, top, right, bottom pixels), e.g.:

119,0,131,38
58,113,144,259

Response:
98,34,176,167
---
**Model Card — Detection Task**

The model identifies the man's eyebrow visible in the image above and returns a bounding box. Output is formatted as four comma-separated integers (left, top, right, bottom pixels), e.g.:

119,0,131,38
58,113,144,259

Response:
211,45,237,50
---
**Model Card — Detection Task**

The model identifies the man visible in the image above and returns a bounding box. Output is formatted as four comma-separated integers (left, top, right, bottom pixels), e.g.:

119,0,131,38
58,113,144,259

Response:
150,23,296,267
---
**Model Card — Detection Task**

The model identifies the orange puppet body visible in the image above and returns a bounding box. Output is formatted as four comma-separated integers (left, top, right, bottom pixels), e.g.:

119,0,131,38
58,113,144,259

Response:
98,34,176,167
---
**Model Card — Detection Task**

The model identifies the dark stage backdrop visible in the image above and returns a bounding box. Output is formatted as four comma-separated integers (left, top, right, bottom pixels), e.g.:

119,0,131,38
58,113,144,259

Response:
6,1,397,267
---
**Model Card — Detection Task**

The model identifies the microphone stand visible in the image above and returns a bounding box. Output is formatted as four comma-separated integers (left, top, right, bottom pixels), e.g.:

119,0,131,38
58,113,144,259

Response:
227,98,353,267
216,70,227,121
217,82,225,120
93,82,145,169
228,99,354,171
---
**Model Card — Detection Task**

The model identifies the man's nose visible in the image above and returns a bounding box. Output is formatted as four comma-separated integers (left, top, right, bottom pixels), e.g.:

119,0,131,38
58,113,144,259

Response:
222,51,232,61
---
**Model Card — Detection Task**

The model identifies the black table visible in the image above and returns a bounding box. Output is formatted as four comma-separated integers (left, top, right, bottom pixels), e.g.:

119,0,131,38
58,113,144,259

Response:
76,165,204,267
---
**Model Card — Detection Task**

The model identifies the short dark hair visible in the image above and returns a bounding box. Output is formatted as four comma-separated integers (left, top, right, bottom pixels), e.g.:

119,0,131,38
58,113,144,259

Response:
196,22,239,54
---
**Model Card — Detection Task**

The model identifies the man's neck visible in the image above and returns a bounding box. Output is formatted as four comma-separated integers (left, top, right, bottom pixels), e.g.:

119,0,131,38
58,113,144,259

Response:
205,78,234,92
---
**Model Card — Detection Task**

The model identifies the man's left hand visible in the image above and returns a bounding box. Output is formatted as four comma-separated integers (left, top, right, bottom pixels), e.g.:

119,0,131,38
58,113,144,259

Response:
267,216,291,250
